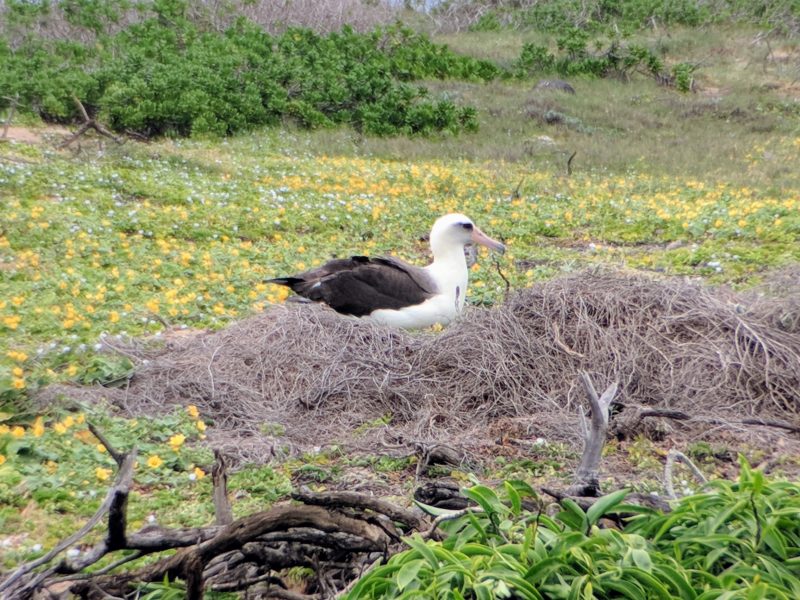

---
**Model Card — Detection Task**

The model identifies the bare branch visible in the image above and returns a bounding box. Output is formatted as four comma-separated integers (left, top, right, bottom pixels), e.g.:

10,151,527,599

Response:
0,451,137,596
212,450,233,526
568,372,618,497
664,450,707,500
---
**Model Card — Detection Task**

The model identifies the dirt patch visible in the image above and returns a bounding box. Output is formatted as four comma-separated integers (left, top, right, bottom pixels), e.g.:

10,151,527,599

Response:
39,270,800,473
1,125,70,145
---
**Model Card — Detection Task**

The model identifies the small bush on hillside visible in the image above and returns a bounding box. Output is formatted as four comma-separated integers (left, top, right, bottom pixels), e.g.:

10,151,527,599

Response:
513,32,665,81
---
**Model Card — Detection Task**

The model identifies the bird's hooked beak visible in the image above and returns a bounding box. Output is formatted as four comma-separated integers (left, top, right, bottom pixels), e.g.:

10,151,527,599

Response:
471,226,506,254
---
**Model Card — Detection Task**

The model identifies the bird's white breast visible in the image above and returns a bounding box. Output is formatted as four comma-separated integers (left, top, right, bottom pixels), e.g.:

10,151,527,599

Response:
368,254,468,329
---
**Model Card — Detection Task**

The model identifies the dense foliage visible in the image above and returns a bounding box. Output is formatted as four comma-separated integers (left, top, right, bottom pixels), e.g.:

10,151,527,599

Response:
348,458,800,599
0,1,498,137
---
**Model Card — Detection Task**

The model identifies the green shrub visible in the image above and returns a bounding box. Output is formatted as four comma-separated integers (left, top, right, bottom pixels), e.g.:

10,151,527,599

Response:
513,35,664,81
347,459,800,599
0,15,498,138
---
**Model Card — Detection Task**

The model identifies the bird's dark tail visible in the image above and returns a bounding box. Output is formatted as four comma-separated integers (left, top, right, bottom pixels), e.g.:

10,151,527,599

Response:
264,277,298,287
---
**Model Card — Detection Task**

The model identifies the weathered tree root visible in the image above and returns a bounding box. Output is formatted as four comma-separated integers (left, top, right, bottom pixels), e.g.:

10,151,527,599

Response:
0,439,431,600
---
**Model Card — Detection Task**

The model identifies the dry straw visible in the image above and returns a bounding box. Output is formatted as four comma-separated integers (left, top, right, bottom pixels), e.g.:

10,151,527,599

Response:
43,270,800,463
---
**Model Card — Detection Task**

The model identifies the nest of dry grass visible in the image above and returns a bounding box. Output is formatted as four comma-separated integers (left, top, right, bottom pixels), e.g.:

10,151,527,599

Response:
41,270,800,463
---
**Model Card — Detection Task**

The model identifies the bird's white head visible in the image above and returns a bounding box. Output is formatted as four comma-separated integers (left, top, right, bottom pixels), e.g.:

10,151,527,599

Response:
429,213,505,259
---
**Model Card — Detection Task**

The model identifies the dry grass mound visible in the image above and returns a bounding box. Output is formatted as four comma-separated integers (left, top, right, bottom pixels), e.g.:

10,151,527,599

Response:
43,270,800,462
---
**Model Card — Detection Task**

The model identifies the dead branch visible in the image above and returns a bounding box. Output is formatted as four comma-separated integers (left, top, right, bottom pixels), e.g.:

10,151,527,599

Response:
424,507,484,539
69,504,390,599
57,96,122,149
212,450,233,525
291,489,425,531
566,150,577,176
0,451,137,597
567,372,618,496
2,95,19,140
414,480,470,510
414,442,469,479
664,450,708,500
87,421,125,467
615,407,800,437
510,176,525,200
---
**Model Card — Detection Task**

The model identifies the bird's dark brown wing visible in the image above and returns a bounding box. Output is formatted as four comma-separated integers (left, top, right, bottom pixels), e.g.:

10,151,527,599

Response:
266,256,438,317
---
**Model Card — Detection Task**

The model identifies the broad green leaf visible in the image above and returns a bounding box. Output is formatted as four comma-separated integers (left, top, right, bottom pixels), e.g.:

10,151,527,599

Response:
504,480,522,515
463,484,505,517
630,548,653,572
651,564,697,599
396,559,424,591
474,582,492,600
413,500,464,518
558,499,590,533
586,488,630,526
403,535,440,568
506,479,538,500
524,556,567,583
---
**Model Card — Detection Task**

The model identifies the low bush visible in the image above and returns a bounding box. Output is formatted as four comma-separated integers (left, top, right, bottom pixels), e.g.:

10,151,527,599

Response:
0,4,497,137
347,458,800,599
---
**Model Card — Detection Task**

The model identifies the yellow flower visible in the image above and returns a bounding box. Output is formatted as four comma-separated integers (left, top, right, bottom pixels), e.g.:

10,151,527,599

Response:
95,467,112,481
109,311,120,323
11,426,25,438
74,429,93,443
54,422,67,434
66,364,78,377
12,367,23,377
96,443,107,453
12,378,25,390
169,433,186,450
193,466,206,480
63,415,75,428
32,417,44,437
146,454,163,469
76,414,85,424
0,454,5,465
186,405,200,419
2,315,21,330
0,424,9,434
196,420,207,432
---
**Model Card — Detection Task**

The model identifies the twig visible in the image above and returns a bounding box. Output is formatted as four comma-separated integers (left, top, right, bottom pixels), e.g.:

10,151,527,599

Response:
664,450,707,500
566,151,577,176
493,257,511,302
510,177,525,200
87,422,125,467
424,507,484,538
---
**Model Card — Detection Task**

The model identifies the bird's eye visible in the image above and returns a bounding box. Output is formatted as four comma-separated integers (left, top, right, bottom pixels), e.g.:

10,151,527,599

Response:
461,222,474,230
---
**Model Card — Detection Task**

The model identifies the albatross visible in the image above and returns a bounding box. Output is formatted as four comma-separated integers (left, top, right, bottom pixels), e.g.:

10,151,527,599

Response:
265,213,505,329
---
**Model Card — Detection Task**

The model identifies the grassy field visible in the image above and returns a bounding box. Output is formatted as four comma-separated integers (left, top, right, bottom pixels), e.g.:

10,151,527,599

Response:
1,22,799,570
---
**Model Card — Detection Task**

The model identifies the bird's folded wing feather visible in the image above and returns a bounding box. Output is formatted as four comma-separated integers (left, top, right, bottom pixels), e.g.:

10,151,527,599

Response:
317,258,437,316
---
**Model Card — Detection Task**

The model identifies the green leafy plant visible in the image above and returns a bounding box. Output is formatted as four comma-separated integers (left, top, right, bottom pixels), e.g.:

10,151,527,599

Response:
0,13,497,138
347,461,800,599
